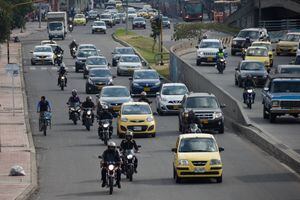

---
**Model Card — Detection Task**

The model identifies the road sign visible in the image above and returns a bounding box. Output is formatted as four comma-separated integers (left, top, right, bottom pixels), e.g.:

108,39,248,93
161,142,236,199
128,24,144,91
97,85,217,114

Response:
5,63,20,77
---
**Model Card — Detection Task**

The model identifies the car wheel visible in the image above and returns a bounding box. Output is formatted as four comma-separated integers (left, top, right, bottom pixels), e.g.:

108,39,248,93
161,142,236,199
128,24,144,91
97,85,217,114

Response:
270,113,277,123
234,78,238,86
151,133,156,138
216,175,222,183
104,31,106,34
31,60,35,65
92,31,94,34
263,105,269,119
85,85,90,94
174,168,181,183
196,59,201,66
238,79,243,88
157,108,164,116
75,66,79,73
218,124,224,134
117,70,121,76
231,50,236,56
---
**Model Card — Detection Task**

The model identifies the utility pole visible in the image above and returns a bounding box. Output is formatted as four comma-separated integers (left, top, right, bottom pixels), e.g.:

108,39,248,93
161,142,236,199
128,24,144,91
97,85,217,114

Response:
258,0,261,27
39,2,41,28
158,8,163,65
125,0,128,34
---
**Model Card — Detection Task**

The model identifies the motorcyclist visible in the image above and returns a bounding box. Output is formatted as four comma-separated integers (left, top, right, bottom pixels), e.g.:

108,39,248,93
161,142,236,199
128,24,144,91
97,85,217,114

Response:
54,45,64,56
244,37,251,49
101,141,121,188
187,123,202,133
67,89,81,119
183,110,198,133
98,104,113,139
37,96,51,131
243,75,256,103
57,63,67,86
216,48,226,69
69,40,78,50
198,34,207,43
138,91,152,104
119,131,139,173
81,96,95,124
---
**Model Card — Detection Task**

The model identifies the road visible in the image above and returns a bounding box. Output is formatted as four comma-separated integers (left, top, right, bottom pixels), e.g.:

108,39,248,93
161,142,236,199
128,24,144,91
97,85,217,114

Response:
22,21,300,200
181,50,300,154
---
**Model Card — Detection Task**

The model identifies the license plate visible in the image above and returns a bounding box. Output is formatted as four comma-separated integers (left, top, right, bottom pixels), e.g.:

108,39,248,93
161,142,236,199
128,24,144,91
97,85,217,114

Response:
194,167,205,173
207,57,213,61
144,87,150,92
173,105,179,109
200,119,208,124
113,106,120,111
97,85,103,89
133,126,142,131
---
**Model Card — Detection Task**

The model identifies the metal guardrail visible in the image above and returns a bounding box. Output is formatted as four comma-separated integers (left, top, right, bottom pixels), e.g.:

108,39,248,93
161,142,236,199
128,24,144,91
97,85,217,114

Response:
259,19,300,31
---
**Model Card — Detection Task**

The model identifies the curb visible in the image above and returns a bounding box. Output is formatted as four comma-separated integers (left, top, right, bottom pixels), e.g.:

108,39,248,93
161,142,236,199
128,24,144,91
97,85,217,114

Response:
171,42,300,175
15,44,38,200
111,33,170,82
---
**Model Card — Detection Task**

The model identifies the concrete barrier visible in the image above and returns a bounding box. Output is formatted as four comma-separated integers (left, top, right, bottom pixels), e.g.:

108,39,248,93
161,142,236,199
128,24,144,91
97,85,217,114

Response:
169,41,300,175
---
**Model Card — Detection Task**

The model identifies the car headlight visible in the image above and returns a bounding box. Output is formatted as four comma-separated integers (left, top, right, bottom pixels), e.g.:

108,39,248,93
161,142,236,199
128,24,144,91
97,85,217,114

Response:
183,112,189,118
210,159,222,165
108,79,113,85
232,41,237,45
88,79,94,85
213,112,223,119
161,97,168,102
121,116,128,122
272,101,280,107
178,159,189,166
198,51,204,56
133,82,140,87
146,116,154,122
155,82,161,86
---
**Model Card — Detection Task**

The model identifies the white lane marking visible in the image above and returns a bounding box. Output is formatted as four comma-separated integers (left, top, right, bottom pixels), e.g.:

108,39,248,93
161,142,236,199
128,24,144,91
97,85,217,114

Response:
65,67,69,70
51,67,58,70
41,67,47,70
29,67,36,70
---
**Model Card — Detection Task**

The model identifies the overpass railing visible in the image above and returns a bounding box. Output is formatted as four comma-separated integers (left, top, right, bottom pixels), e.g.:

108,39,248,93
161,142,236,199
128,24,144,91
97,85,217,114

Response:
259,19,300,31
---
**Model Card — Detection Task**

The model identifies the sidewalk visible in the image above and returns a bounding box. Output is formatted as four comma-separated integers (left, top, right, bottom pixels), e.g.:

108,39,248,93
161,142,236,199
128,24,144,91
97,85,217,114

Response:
0,22,44,200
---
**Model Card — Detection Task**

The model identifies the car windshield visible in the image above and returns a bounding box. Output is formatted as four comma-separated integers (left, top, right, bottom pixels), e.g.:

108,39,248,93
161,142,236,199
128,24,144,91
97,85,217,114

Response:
241,62,265,71
200,41,221,48
179,138,218,152
246,48,268,57
79,45,96,50
280,67,300,74
186,97,219,109
78,50,98,57
134,18,144,22
283,34,300,42
118,13,125,17
116,48,135,54
94,22,105,26
162,85,188,95
238,30,260,39
122,104,151,115
48,22,62,31
162,17,168,22
185,3,202,15
128,10,136,14
133,71,159,79
271,81,300,93
252,43,271,51
34,46,52,52
101,14,111,19
86,57,107,65
90,69,111,77
120,56,140,62
75,14,84,18
102,87,130,97
89,11,98,15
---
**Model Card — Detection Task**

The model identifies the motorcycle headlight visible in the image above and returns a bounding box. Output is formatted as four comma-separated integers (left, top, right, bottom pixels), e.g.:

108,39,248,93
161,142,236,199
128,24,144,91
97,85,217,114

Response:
61,76,65,80
121,117,128,122
210,159,222,165
108,164,114,170
70,107,75,111
272,101,280,107
146,116,154,122
127,154,133,159
178,159,189,166
213,112,223,119
103,123,110,128
247,89,253,93
87,110,92,115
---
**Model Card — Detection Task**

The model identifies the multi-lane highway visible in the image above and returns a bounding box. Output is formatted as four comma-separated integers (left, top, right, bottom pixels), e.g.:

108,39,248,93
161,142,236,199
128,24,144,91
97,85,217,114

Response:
22,18,300,200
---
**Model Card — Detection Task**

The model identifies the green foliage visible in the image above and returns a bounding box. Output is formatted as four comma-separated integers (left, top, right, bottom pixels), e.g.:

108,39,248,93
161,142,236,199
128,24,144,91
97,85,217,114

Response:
0,0,11,43
150,16,161,40
173,22,239,41
8,0,33,29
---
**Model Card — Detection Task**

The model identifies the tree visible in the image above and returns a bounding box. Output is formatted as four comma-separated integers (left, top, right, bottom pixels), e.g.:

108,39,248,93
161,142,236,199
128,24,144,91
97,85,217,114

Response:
0,0,11,43
150,15,161,52
6,0,33,29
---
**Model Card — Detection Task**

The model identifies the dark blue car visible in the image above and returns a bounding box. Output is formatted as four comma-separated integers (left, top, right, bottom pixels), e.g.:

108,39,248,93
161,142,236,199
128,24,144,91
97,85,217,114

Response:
130,69,162,95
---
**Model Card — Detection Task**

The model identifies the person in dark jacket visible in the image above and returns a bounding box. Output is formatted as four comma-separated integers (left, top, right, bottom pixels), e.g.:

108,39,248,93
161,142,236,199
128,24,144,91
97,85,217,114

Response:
243,75,256,103
98,104,113,139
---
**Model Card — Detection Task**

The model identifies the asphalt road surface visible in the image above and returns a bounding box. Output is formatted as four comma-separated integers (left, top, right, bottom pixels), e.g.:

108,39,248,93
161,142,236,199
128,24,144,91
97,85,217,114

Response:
22,21,300,200
181,50,300,154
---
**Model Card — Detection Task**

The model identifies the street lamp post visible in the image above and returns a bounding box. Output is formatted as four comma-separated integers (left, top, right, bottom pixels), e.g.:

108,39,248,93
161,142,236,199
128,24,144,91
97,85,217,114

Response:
258,0,261,26
125,0,128,34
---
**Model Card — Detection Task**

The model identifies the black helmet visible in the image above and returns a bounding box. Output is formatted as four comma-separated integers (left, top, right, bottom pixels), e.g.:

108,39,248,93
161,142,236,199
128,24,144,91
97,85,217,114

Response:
125,130,133,140
71,89,77,97
219,48,223,52
245,37,250,41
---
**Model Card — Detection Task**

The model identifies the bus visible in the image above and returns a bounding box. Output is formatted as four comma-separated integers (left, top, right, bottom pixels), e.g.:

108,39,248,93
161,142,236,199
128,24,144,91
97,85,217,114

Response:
152,0,204,21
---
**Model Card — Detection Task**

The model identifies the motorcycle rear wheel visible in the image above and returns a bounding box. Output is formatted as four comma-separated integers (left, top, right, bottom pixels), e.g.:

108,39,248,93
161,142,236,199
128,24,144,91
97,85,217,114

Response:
109,177,113,195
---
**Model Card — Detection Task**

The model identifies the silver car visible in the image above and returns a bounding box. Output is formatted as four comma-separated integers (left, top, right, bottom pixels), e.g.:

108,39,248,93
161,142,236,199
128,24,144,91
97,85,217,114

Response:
117,54,143,76
31,45,55,65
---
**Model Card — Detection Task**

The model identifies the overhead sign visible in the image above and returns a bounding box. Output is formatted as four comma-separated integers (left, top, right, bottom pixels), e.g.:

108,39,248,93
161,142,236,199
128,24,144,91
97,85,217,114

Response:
5,63,20,77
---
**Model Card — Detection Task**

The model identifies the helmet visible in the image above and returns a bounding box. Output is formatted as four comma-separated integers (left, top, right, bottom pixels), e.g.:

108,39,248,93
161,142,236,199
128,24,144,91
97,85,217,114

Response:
141,91,147,96
86,96,92,101
102,104,109,110
219,48,223,52
245,37,250,41
202,34,207,39
107,141,116,149
125,130,133,140
72,39,76,43
72,89,77,96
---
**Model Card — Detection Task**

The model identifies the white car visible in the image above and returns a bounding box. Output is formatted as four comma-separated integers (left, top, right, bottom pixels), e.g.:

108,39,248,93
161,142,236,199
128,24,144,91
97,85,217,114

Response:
156,83,189,115
196,39,225,66
128,10,137,20
92,21,107,34
297,40,300,56
31,45,55,65
83,56,110,78
40,40,56,46
117,54,143,76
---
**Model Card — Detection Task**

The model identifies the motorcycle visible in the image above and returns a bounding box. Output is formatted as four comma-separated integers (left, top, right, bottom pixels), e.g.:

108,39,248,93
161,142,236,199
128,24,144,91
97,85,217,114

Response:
82,108,93,131
216,57,226,74
241,48,247,60
99,157,119,195
186,123,202,133
68,24,73,32
70,47,77,59
98,119,112,145
244,88,255,109
122,148,140,182
58,74,66,90
39,111,52,136
69,103,81,125
55,53,63,66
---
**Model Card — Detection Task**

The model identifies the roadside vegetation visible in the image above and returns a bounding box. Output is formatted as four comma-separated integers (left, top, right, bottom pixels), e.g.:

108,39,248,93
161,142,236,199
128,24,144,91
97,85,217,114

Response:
114,28,170,78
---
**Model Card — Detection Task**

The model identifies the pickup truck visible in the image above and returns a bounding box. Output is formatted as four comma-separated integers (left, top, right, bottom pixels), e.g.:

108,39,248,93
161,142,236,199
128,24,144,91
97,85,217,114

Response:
262,74,300,123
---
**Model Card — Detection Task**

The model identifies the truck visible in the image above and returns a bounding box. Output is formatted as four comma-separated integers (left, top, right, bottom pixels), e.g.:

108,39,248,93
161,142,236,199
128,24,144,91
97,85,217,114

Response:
46,11,67,40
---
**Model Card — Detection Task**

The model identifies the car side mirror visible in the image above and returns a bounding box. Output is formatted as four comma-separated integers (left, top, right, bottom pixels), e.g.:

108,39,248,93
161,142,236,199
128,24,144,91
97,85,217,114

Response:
30,51,33,53
108,63,111,66
171,148,177,152
153,112,158,116
96,94,100,98
219,147,224,152
220,104,226,108
195,45,199,49
142,60,147,66
235,67,238,70
112,75,116,78
156,92,160,96
290,60,295,64
98,155,102,159
223,46,226,49
263,87,269,92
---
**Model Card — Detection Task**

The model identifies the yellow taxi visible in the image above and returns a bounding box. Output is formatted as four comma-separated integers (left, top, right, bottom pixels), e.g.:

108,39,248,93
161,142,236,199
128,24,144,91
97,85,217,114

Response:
251,41,274,67
117,102,156,138
137,9,148,18
276,32,300,55
245,46,271,70
73,14,87,26
172,133,224,183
